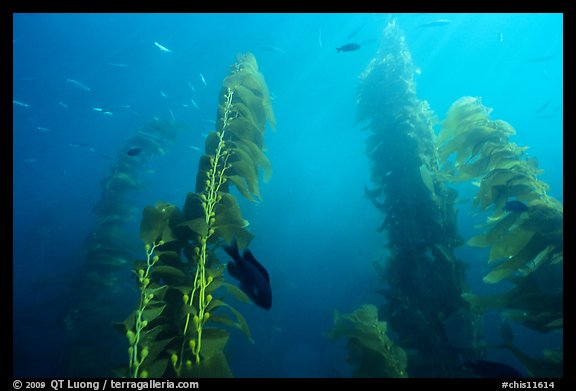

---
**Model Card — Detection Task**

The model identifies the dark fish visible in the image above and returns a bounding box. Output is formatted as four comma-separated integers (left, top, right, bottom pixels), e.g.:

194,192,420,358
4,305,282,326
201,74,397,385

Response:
465,359,524,378
417,19,452,28
224,239,272,310
336,43,361,53
126,147,143,157
504,200,528,213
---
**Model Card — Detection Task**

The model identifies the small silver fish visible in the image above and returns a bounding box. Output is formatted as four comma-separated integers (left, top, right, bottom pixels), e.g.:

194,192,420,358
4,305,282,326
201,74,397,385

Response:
190,99,199,110
36,126,52,132
199,73,207,86
417,19,452,28
259,44,286,54
58,101,69,109
187,82,196,92
106,62,129,68
154,41,173,53
13,99,30,108
169,109,176,121
160,90,168,98
66,78,91,91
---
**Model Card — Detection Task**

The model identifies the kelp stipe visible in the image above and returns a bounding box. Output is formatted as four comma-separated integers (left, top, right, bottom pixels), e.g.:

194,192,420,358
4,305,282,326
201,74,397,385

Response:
438,97,562,377
117,53,275,378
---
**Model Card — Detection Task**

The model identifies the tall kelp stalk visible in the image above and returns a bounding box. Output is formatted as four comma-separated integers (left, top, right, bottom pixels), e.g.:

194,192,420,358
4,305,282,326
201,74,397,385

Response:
438,97,563,377
116,53,275,378
346,21,480,377
62,121,179,377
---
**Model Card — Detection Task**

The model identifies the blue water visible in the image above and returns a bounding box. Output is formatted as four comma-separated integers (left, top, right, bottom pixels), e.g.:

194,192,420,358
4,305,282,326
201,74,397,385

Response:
13,13,563,378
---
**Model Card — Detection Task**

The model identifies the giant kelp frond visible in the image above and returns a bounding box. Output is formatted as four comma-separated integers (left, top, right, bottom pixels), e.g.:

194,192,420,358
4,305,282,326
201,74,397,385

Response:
439,97,562,337
120,53,275,378
327,305,408,378
345,20,478,378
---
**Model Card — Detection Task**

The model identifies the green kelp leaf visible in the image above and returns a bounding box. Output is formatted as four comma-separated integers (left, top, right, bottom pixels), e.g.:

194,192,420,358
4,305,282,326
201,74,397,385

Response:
182,303,198,318
484,212,524,245
179,218,209,237
199,328,230,361
161,224,178,244
151,265,187,280
205,132,220,156
327,304,408,378
157,251,184,268
214,194,247,226
212,225,254,250
206,263,226,277
483,236,550,284
489,227,536,262
206,279,251,303
222,282,251,303
228,156,260,196
147,285,169,301
143,357,170,378
233,101,264,133
226,175,255,201
226,116,264,148
143,304,167,322
195,155,213,193
493,119,516,137
140,206,165,244
140,203,179,245
183,192,205,221
544,318,563,330
210,315,237,328
234,86,267,127
140,337,174,371
518,245,555,276
117,311,136,335
523,204,563,233
468,213,521,247
468,234,489,248
234,138,272,181
182,351,233,378
207,299,253,342
139,324,164,346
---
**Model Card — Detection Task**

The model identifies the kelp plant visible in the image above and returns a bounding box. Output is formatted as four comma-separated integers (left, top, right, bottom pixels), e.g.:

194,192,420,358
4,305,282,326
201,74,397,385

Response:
330,20,482,377
438,97,563,377
117,53,275,378
63,120,179,377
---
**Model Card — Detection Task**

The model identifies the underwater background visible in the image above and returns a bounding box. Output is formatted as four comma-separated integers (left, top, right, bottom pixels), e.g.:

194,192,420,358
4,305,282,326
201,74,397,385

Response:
13,13,562,378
